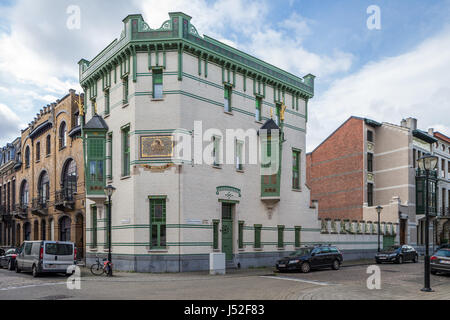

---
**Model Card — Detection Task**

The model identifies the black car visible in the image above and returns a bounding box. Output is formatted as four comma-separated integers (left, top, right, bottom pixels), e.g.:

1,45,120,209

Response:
0,248,18,270
276,245,343,273
375,245,418,264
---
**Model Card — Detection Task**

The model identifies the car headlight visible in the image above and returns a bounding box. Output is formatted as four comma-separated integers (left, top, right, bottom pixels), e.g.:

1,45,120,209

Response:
289,260,300,264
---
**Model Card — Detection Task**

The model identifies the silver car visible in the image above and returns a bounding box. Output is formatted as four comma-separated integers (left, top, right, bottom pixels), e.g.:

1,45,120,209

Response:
431,248,450,275
15,241,76,277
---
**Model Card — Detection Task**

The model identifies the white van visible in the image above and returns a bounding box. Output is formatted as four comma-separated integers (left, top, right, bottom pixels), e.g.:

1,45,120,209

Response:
15,241,76,277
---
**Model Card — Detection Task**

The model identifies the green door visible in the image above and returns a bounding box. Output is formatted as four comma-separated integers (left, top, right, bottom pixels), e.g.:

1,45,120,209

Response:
383,235,395,250
221,203,233,261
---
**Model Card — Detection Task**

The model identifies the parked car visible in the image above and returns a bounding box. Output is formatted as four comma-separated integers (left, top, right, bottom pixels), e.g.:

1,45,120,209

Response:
0,248,18,270
431,248,450,275
436,243,450,251
276,244,343,273
15,241,77,277
375,245,418,264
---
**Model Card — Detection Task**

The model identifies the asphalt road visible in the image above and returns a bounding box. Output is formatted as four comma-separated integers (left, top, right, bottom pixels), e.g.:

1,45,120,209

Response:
0,261,448,300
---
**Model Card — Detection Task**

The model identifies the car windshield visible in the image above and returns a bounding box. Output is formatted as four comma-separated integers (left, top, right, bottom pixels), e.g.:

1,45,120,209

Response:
435,250,450,257
386,246,400,252
45,243,73,255
290,248,311,256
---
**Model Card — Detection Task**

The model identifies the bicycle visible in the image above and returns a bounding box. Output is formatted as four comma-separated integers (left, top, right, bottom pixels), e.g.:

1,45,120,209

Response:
90,254,113,276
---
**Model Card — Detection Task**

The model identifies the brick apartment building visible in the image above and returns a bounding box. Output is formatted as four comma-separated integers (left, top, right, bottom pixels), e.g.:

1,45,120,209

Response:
307,116,439,247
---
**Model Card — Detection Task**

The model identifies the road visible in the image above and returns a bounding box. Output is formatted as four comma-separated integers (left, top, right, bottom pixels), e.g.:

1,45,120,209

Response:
0,260,449,300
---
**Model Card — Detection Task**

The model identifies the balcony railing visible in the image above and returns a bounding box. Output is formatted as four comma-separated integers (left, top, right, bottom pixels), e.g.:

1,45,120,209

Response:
55,189,75,203
439,207,450,217
31,197,49,215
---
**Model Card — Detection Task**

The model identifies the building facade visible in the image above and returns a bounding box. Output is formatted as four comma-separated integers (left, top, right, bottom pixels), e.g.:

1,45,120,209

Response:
12,90,86,257
306,116,439,249
79,12,321,272
430,130,450,244
0,138,21,247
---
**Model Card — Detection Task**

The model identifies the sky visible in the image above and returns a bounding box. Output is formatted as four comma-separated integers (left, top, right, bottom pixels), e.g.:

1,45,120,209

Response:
0,0,449,151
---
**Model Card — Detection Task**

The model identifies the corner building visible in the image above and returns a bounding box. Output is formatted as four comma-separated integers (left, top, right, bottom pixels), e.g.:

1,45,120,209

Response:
79,13,320,272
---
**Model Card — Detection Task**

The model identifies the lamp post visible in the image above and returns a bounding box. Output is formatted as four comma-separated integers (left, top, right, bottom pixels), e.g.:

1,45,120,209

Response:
376,205,383,252
417,153,438,292
104,184,116,276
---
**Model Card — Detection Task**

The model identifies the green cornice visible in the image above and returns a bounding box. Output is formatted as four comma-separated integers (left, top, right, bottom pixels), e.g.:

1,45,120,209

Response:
79,13,314,98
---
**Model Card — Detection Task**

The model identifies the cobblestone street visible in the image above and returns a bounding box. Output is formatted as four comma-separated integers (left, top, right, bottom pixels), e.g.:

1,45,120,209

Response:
0,260,449,300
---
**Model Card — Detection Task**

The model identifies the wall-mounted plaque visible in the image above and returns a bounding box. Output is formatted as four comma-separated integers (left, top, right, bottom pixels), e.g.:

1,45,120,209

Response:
140,135,174,158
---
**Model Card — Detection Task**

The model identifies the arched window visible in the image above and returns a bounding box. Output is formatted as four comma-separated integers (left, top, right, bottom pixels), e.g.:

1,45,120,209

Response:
59,216,71,241
38,171,50,204
20,180,29,207
23,222,31,241
59,122,67,148
36,142,40,161
62,159,77,199
25,146,30,167
46,135,51,155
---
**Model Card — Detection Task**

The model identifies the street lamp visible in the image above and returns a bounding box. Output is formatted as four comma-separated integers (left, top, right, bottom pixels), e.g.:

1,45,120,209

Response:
417,153,438,292
376,205,383,252
104,184,116,276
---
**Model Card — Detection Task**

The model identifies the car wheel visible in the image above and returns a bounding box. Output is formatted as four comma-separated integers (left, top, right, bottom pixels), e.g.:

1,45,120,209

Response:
32,265,39,278
300,262,311,273
397,256,403,264
331,259,340,270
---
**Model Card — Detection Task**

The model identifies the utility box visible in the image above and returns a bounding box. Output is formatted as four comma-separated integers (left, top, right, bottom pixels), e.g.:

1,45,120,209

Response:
209,253,226,275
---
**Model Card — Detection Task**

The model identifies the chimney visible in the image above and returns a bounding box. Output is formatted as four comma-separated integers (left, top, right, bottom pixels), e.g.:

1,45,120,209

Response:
400,119,407,128
405,117,417,130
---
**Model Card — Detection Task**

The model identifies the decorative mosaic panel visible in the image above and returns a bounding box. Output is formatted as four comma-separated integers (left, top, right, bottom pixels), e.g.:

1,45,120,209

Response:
140,135,173,158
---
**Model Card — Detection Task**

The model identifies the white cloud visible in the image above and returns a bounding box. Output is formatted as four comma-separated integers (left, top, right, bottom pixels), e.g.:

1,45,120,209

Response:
307,25,450,152
0,103,24,145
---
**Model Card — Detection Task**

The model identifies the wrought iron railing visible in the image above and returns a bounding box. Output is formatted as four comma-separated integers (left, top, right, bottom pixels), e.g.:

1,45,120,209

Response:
55,189,75,203
439,207,450,216
31,197,48,211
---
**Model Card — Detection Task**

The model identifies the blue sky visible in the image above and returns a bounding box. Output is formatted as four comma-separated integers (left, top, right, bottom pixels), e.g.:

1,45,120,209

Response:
0,0,449,150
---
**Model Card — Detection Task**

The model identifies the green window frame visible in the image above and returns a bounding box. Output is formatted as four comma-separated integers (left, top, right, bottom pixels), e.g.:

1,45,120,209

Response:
91,205,97,248
122,76,129,104
121,125,130,177
104,90,110,115
255,97,262,121
367,153,373,173
224,85,232,112
88,138,105,183
238,221,244,249
295,226,301,248
152,69,163,99
275,103,281,125
149,197,166,249
277,225,285,248
107,133,113,180
213,219,220,250
254,224,262,249
292,149,301,190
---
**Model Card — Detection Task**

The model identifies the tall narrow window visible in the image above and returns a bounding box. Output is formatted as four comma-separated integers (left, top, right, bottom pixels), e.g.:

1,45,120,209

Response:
254,224,262,249
25,146,30,168
235,140,243,171
152,69,163,99
367,130,373,142
238,221,244,249
121,126,130,177
367,153,373,172
292,149,301,190
224,85,232,112
36,142,40,161
213,136,221,167
368,183,373,206
46,135,51,155
413,149,416,168
122,77,129,104
255,97,262,121
62,159,77,200
59,122,67,148
91,205,97,248
38,171,50,204
277,225,285,248
107,133,113,180
150,197,166,249
20,180,29,207
213,220,219,250
104,90,110,115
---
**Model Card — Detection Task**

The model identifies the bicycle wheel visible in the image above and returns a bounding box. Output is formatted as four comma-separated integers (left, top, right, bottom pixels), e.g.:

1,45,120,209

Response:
90,263,105,276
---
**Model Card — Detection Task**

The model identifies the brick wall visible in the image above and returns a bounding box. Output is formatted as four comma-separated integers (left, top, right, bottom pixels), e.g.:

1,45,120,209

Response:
307,117,364,220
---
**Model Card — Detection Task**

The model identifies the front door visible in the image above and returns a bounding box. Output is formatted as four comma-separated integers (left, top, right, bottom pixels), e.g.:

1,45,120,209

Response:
221,203,233,261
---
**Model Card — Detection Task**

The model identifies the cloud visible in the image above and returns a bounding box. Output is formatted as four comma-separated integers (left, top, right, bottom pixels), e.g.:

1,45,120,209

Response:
307,25,450,152
0,103,23,145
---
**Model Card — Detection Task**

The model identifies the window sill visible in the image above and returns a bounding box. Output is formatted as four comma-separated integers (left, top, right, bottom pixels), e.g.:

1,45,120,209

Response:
238,248,245,252
254,247,263,251
45,154,50,158
292,188,302,192
59,146,66,151
104,113,110,119
120,175,131,180
35,160,40,163
148,248,168,253
151,98,164,101
122,102,129,108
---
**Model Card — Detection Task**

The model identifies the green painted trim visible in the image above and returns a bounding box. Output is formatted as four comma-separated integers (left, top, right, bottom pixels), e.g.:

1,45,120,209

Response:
148,195,167,199
218,199,240,204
